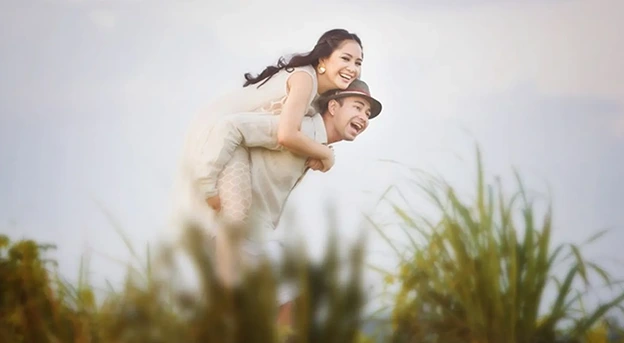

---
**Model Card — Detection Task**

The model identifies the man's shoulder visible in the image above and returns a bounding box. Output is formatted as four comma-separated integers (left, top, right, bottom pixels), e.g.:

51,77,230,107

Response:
314,113,328,141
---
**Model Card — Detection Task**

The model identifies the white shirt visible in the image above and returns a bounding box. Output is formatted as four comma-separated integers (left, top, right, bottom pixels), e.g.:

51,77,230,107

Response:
170,104,327,244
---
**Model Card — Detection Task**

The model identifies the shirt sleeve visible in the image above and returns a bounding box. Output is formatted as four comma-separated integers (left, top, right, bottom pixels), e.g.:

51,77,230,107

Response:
195,112,298,199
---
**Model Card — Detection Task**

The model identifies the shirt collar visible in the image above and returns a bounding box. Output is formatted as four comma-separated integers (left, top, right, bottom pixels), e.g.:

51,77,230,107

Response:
311,113,328,145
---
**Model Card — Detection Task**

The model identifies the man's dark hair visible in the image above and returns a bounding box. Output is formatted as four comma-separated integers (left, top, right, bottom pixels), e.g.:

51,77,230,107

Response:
318,97,344,115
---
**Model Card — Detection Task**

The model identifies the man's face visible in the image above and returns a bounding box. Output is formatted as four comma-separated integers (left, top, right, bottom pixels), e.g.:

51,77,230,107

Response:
329,95,371,141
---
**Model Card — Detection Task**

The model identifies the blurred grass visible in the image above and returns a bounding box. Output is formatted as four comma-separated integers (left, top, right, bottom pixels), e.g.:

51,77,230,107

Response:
369,145,624,343
0,205,370,343
2,145,623,342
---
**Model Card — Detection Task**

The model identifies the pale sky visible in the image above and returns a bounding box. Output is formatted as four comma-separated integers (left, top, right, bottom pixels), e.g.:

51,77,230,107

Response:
1,0,623,315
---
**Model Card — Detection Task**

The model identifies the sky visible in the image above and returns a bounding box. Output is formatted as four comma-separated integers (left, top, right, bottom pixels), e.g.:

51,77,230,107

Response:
1,0,623,316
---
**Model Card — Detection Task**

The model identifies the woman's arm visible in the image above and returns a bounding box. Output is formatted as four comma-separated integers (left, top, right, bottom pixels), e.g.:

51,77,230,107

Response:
196,70,334,198
277,71,334,165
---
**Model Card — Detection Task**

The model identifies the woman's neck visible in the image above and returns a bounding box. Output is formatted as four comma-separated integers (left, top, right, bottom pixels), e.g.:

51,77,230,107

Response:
316,73,334,95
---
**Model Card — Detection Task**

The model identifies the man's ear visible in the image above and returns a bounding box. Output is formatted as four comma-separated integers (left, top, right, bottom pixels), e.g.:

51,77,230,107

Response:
328,99,338,116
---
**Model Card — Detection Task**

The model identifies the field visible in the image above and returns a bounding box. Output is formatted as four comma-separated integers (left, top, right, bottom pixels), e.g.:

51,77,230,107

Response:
2,147,623,343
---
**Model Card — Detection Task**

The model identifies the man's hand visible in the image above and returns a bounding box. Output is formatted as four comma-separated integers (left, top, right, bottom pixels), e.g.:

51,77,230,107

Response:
206,195,221,212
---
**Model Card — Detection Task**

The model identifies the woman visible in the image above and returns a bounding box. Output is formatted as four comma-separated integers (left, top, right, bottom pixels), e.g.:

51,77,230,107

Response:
171,27,364,325
203,29,362,214
175,28,363,230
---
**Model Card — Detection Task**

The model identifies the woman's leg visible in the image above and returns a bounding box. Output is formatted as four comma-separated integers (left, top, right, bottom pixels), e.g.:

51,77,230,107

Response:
217,146,252,228
211,146,297,326
213,146,252,286
196,112,282,201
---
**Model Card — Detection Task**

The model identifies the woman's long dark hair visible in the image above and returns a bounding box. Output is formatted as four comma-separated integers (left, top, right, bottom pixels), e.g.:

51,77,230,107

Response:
243,29,362,88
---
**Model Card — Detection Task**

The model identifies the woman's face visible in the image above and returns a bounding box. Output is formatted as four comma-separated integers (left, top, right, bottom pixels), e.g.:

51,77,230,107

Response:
318,40,363,90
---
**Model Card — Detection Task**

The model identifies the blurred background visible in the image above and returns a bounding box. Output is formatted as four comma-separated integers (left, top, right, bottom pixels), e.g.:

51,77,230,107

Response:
1,0,622,318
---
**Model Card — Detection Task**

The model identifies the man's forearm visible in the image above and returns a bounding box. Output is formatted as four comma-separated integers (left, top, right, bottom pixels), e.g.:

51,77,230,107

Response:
195,112,316,198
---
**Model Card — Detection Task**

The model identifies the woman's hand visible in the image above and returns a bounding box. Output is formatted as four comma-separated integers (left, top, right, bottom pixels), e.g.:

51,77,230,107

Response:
320,145,334,171
305,158,323,171
306,146,334,172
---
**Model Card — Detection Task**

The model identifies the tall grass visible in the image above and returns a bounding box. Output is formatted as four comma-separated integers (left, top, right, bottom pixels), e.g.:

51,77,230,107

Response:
373,146,624,343
3,146,623,342
0,206,370,343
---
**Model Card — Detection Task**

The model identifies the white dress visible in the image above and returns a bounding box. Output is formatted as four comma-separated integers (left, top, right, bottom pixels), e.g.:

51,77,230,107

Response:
165,65,320,305
169,65,319,239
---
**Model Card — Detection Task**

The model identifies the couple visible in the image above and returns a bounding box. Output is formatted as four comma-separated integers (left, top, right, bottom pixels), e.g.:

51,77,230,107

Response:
170,28,383,327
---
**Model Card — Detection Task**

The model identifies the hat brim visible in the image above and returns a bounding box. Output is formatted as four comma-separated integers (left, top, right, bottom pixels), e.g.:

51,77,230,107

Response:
320,91,383,119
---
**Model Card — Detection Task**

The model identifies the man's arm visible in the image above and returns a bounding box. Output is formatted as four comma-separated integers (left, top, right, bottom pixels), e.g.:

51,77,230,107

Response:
195,112,317,199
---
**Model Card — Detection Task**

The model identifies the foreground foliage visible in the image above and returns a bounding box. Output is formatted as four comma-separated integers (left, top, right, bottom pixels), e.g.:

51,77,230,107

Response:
0,212,368,342
372,147,624,343
2,147,623,343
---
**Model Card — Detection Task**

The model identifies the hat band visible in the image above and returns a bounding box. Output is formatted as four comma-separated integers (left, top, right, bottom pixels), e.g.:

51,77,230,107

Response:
336,89,371,97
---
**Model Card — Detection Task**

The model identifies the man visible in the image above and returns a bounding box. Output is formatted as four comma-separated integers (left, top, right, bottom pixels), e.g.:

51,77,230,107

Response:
172,79,382,326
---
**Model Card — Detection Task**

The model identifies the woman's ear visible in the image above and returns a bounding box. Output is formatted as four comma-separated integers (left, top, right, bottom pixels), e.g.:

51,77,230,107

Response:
317,57,329,74
317,63,326,74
